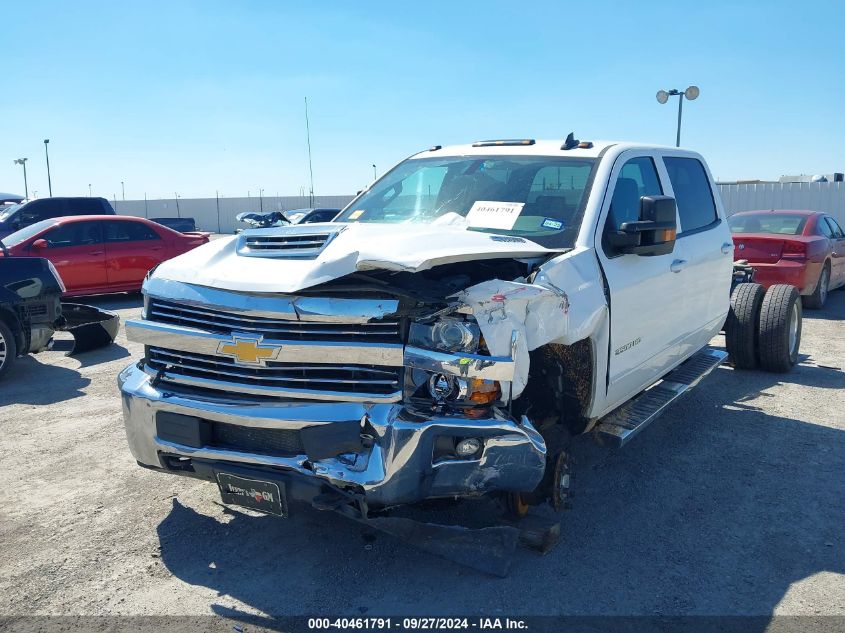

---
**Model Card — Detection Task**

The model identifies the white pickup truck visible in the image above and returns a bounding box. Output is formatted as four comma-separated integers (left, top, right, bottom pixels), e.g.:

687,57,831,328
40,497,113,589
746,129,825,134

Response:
118,137,800,523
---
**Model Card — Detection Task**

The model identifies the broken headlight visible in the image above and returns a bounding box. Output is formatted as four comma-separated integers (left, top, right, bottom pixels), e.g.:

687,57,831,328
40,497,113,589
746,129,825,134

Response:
407,317,501,406
409,317,480,353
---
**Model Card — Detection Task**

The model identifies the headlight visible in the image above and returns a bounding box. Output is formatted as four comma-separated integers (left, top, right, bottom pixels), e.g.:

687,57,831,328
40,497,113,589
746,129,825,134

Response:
426,373,501,405
46,260,66,293
409,317,480,353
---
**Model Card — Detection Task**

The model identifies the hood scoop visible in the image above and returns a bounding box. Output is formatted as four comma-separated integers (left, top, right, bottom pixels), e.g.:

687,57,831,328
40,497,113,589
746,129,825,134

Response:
237,224,345,259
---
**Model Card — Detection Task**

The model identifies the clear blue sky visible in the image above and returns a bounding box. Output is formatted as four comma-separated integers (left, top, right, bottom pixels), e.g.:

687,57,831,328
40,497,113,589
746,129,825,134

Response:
2,0,843,200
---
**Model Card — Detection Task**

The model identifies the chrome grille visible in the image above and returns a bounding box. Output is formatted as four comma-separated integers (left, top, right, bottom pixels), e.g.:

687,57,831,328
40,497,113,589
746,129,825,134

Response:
146,347,402,400
148,299,401,343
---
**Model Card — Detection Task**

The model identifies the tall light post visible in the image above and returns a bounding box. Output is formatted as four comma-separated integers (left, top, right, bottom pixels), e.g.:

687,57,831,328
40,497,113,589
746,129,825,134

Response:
372,164,377,180
121,181,125,200
43,139,53,196
88,184,92,197
13,158,28,198
656,86,700,147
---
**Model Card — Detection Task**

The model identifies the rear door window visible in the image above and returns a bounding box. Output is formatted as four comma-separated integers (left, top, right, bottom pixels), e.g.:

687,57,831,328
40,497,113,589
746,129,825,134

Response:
819,218,835,238
104,220,161,242
824,216,845,238
664,157,718,234
43,221,103,248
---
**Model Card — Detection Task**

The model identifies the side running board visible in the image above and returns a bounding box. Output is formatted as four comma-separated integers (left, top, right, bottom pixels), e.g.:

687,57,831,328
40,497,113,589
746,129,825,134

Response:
595,346,728,447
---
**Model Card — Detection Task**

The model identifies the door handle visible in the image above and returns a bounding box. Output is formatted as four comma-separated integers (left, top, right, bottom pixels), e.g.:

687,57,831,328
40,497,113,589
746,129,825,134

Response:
670,259,687,273
88,251,104,256
721,242,734,254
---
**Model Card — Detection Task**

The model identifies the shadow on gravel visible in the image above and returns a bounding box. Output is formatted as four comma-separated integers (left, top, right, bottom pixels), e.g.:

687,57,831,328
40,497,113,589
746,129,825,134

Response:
156,372,845,625
801,288,845,322
49,338,131,366
0,354,90,405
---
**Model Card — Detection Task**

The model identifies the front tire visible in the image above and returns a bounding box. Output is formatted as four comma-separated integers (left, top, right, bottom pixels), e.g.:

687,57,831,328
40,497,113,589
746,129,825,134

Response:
803,263,830,309
758,284,802,373
0,319,18,381
725,282,765,369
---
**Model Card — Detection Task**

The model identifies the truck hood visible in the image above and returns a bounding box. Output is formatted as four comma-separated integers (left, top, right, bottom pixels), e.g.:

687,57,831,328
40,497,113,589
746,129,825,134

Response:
152,223,558,294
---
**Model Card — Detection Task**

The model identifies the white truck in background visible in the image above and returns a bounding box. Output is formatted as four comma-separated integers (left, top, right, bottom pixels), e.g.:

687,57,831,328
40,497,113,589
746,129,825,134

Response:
118,137,800,541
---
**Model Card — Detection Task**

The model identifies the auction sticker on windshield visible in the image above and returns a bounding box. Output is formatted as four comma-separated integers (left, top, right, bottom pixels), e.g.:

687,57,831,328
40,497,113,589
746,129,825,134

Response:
465,201,524,230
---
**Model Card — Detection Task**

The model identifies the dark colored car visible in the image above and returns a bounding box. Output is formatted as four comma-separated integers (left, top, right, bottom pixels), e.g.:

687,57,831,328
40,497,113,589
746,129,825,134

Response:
0,197,116,240
284,208,341,224
0,252,119,380
3,215,210,297
729,209,845,308
150,217,198,233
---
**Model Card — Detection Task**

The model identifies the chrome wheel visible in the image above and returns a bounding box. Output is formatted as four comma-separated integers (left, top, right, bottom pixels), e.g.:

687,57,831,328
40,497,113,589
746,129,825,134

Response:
788,302,799,357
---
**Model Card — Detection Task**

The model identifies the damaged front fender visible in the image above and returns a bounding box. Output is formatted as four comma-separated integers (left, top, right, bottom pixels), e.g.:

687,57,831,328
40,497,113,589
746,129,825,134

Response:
455,249,608,398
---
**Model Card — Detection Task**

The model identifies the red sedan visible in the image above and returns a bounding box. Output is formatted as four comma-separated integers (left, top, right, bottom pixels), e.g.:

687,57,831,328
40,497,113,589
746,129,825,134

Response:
729,209,845,308
2,215,209,296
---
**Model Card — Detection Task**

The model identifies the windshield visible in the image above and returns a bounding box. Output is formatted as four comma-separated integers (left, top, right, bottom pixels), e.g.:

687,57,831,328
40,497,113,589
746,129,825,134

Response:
2,219,57,246
0,203,22,223
335,155,597,248
729,213,808,236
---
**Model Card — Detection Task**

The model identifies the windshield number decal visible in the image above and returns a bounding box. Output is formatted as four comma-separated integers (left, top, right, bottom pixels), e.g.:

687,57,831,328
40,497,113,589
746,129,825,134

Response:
466,201,524,230
541,218,563,230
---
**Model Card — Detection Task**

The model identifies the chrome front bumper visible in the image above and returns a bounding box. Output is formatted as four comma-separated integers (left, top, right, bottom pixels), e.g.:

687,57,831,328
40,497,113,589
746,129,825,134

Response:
118,362,547,506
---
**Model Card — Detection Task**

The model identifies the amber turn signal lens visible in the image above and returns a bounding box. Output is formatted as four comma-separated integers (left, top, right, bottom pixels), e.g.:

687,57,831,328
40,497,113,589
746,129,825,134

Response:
467,379,501,404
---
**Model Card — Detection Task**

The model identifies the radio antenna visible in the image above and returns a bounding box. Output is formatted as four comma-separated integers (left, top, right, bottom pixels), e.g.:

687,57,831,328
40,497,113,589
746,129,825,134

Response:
305,97,315,207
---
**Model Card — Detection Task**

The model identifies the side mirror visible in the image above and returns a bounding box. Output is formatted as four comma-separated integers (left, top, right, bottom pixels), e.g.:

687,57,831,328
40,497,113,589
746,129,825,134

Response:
32,238,48,250
608,195,677,256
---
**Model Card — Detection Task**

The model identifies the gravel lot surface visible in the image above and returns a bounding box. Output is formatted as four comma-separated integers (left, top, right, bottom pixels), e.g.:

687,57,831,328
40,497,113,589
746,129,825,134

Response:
1,290,843,622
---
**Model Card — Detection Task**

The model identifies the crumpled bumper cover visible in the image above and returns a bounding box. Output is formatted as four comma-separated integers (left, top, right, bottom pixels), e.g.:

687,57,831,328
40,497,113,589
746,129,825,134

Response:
58,303,120,355
118,362,547,506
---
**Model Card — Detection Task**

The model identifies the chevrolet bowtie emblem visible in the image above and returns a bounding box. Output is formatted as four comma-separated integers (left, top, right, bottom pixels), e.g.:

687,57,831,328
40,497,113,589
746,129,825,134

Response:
217,335,281,367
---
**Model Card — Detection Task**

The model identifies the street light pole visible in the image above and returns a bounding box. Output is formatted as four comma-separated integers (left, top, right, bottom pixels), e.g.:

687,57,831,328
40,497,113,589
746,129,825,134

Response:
88,183,92,197
14,158,28,198
372,164,377,180
656,86,700,147
43,139,52,196
121,181,125,201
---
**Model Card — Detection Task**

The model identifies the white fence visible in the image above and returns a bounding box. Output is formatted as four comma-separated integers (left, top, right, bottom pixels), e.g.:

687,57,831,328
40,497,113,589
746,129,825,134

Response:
717,182,845,225
113,183,845,234
114,195,355,234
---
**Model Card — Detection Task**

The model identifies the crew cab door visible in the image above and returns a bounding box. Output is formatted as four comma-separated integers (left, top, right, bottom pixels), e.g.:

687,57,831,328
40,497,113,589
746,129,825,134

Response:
595,153,687,411
661,155,733,356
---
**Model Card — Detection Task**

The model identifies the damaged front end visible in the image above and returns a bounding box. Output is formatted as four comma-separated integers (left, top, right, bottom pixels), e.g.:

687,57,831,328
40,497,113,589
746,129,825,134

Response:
0,255,120,379
119,255,568,510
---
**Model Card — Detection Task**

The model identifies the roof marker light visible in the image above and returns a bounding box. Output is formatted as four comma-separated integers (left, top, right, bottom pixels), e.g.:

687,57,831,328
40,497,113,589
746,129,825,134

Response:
578,141,593,149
